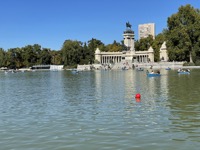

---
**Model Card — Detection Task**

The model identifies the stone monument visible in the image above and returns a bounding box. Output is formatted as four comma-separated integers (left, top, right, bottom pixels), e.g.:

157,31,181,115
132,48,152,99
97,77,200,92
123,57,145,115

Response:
123,22,135,52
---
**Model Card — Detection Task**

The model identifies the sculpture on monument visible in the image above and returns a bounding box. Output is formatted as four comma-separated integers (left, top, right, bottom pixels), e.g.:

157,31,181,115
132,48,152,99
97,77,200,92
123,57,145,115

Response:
126,21,132,29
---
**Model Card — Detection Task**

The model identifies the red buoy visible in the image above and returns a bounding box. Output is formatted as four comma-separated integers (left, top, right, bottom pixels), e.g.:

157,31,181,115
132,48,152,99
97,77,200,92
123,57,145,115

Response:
135,93,141,98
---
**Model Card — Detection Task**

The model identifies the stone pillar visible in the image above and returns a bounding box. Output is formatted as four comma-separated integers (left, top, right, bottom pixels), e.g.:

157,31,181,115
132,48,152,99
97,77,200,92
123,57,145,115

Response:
123,28,135,52
95,48,101,63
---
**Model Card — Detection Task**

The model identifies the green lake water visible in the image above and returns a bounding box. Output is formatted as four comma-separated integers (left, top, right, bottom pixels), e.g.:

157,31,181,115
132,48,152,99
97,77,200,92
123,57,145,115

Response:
0,69,200,150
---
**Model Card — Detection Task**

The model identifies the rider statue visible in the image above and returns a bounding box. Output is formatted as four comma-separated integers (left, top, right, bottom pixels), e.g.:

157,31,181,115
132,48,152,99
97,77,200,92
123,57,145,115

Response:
126,22,132,29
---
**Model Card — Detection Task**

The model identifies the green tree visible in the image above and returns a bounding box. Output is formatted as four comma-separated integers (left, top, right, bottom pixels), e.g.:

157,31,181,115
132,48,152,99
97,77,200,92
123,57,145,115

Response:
50,50,62,65
166,4,200,63
87,38,104,64
39,48,52,65
14,48,24,68
0,48,7,67
32,44,42,65
79,42,89,64
61,40,83,67
106,40,123,52
134,40,140,51
21,45,40,67
135,35,154,51
152,32,166,62
6,48,20,69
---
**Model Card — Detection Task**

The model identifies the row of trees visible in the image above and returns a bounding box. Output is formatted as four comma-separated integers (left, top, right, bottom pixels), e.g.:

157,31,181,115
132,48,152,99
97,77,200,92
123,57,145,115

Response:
1,4,200,69
0,39,123,69
61,39,125,68
0,44,62,69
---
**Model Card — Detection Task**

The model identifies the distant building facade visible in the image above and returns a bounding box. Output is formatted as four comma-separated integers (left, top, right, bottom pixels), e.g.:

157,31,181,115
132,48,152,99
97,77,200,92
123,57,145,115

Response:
138,23,155,39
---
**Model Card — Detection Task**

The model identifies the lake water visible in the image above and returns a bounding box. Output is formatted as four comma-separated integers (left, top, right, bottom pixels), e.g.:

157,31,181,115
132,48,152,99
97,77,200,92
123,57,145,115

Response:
0,69,200,150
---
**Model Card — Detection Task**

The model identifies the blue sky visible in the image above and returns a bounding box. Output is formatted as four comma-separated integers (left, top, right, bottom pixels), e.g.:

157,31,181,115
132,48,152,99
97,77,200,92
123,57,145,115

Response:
0,0,199,50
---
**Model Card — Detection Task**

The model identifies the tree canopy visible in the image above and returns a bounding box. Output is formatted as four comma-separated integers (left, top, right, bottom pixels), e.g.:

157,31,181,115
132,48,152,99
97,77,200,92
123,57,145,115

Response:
166,4,200,63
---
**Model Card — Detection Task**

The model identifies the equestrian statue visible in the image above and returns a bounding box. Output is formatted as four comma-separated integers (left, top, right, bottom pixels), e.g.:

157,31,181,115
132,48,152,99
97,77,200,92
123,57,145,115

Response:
126,22,132,29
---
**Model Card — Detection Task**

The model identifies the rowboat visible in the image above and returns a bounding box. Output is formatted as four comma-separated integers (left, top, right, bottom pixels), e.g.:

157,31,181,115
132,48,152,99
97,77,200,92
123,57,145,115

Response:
147,73,161,77
178,71,190,74
165,67,171,70
177,69,190,74
136,67,144,71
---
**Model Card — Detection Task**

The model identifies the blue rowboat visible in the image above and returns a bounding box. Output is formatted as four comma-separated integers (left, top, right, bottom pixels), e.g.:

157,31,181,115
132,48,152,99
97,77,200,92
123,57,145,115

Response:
178,71,190,74
177,69,190,74
147,73,161,77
